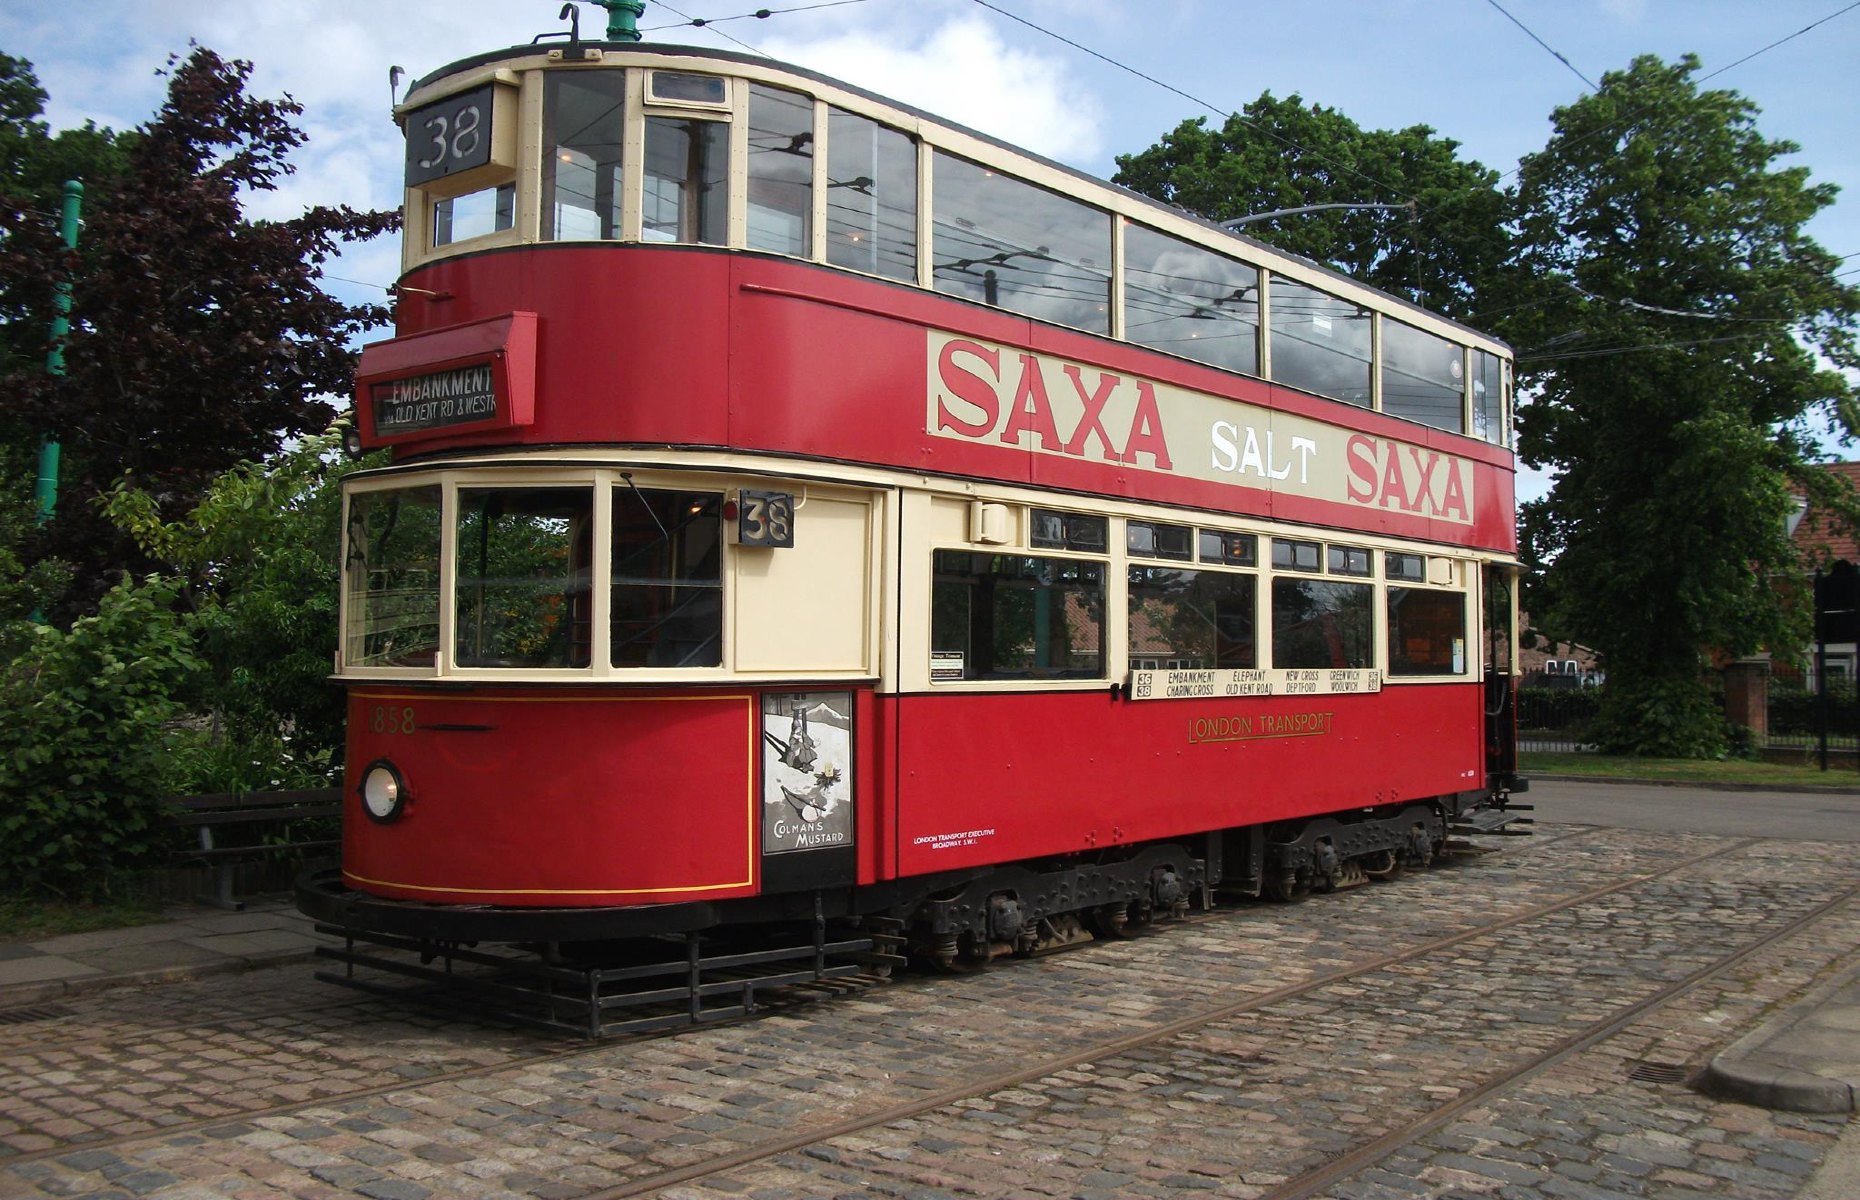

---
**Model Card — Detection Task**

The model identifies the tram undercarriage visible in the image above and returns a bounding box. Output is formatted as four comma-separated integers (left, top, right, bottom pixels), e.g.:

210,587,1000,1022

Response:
297,792,1530,1038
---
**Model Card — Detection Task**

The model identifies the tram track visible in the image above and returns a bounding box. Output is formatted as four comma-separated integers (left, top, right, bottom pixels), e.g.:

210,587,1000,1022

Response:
0,826,1735,1179
559,835,1785,1199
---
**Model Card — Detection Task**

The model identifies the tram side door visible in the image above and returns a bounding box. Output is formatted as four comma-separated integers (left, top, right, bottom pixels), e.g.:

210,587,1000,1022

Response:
1482,565,1519,782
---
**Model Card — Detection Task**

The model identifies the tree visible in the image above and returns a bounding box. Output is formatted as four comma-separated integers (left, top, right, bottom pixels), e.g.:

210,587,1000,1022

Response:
1112,93,1509,322
0,46,397,616
1506,55,1860,756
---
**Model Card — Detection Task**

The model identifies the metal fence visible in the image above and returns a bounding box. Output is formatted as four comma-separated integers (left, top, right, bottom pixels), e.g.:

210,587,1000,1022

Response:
1513,682,1860,759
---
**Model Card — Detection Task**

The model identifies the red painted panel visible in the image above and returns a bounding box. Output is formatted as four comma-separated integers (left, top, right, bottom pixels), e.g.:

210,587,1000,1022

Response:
342,688,759,905
890,685,1481,876
377,245,1515,554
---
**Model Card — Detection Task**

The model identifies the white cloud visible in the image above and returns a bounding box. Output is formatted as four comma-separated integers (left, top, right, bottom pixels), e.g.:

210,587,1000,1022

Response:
761,14,1106,166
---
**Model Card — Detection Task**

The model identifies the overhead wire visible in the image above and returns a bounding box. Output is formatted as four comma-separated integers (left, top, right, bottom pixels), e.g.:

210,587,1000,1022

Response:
1482,0,1598,91
641,0,878,32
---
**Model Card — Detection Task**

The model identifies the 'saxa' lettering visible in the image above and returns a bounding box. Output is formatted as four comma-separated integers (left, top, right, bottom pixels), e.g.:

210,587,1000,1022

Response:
1344,434,1470,521
935,339,1174,470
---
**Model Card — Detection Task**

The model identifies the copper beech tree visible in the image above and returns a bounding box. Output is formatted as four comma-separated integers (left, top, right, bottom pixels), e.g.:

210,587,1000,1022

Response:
0,46,396,618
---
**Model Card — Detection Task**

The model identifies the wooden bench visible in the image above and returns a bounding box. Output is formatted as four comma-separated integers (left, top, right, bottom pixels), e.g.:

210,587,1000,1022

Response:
169,788,343,910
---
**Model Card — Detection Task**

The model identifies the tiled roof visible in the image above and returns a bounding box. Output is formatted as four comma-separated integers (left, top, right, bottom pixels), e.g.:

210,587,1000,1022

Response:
1793,463,1860,564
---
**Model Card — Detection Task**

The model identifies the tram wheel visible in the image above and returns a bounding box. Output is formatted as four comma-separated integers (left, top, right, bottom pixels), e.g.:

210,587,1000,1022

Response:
1264,870,1310,903
1085,903,1133,939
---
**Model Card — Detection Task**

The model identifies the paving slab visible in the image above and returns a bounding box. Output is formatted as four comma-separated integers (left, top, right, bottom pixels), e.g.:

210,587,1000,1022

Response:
1703,960,1860,1113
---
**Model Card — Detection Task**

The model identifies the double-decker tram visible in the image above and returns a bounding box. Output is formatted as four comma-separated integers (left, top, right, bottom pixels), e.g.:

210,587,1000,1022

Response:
299,16,1528,1036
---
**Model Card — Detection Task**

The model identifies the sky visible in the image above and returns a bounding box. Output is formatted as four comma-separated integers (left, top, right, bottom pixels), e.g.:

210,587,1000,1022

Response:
3,0,1859,495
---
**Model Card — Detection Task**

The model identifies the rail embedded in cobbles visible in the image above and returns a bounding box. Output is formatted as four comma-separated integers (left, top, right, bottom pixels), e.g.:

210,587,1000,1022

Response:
0,827,1854,1200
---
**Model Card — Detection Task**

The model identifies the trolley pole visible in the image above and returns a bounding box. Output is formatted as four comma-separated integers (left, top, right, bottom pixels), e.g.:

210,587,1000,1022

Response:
33,179,83,526
600,1,646,41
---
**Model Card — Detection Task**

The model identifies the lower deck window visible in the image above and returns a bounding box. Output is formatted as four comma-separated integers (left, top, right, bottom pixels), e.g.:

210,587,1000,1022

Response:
611,489,722,667
1388,587,1467,675
1129,567,1256,669
932,551,1104,680
347,486,443,668
456,488,593,668
1271,577,1373,669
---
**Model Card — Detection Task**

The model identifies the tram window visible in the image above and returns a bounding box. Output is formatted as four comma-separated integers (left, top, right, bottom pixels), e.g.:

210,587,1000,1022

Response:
1268,277,1370,406
1129,567,1256,669
1328,545,1371,577
1388,586,1467,675
1031,509,1107,553
644,117,728,245
1386,552,1425,582
1383,320,1465,433
1271,538,1321,573
1474,349,1508,447
542,71,625,240
931,152,1111,335
826,107,917,282
747,84,814,256
648,72,728,107
1199,530,1257,567
1123,224,1259,376
1271,577,1373,670
346,486,443,668
931,551,1104,680
1127,520,1192,561
433,184,513,247
611,488,722,668
455,488,594,669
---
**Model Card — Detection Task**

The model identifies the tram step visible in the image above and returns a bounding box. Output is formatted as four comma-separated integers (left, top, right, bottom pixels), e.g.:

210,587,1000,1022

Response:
1451,808,1535,835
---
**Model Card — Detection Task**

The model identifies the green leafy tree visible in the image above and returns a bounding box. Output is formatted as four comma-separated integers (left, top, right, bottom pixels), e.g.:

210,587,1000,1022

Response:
0,46,396,617
101,427,378,786
1506,55,1860,756
0,575,202,898
1112,93,1509,321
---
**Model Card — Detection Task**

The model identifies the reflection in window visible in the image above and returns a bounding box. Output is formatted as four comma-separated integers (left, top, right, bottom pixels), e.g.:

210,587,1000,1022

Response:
931,152,1111,334
644,117,728,244
931,551,1104,680
611,489,722,667
1383,320,1464,432
1129,567,1256,670
1269,277,1370,405
542,71,625,239
827,107,917,281
1388,587,1466,675
456,488,593,668
1272,538,1321,572
1474,349,1508,447
1127,520,1193,561
747,84,813,256
433,185,513,247
1124,224,1259,375
1272,577,1373,669
346,487,443,668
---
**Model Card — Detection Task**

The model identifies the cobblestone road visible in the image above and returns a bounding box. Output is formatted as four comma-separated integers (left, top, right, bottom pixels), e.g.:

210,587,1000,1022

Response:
1,825,1855,1200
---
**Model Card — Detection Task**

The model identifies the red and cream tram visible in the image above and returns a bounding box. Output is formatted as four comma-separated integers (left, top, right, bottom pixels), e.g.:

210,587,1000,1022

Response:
299,19,1527,1035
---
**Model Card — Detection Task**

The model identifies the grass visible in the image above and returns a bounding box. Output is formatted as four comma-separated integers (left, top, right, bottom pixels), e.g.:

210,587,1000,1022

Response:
0,895,166,943
1521,751,1860,790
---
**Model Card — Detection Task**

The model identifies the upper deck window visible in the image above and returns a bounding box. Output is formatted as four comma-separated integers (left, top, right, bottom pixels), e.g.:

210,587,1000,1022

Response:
826,107,917,282
747,84,814,257
542,71,625,240
931,152,1111,335
1383,319,1465,433
1124,224,1259,377
1270,278,1371,407
644,116,728,245
1474,349,1508,447
433,186,513,247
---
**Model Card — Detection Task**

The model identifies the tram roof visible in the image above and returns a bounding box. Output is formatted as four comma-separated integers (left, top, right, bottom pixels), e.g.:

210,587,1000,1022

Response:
406,40,1511,354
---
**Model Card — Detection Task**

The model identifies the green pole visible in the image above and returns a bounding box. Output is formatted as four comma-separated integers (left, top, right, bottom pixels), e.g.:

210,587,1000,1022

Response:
34,179,83,525
601,1,646,42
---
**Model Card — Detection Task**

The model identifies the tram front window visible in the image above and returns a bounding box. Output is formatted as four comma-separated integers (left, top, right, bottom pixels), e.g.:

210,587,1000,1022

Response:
346,486,442,668
612,488,723,667
455,488,593,668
